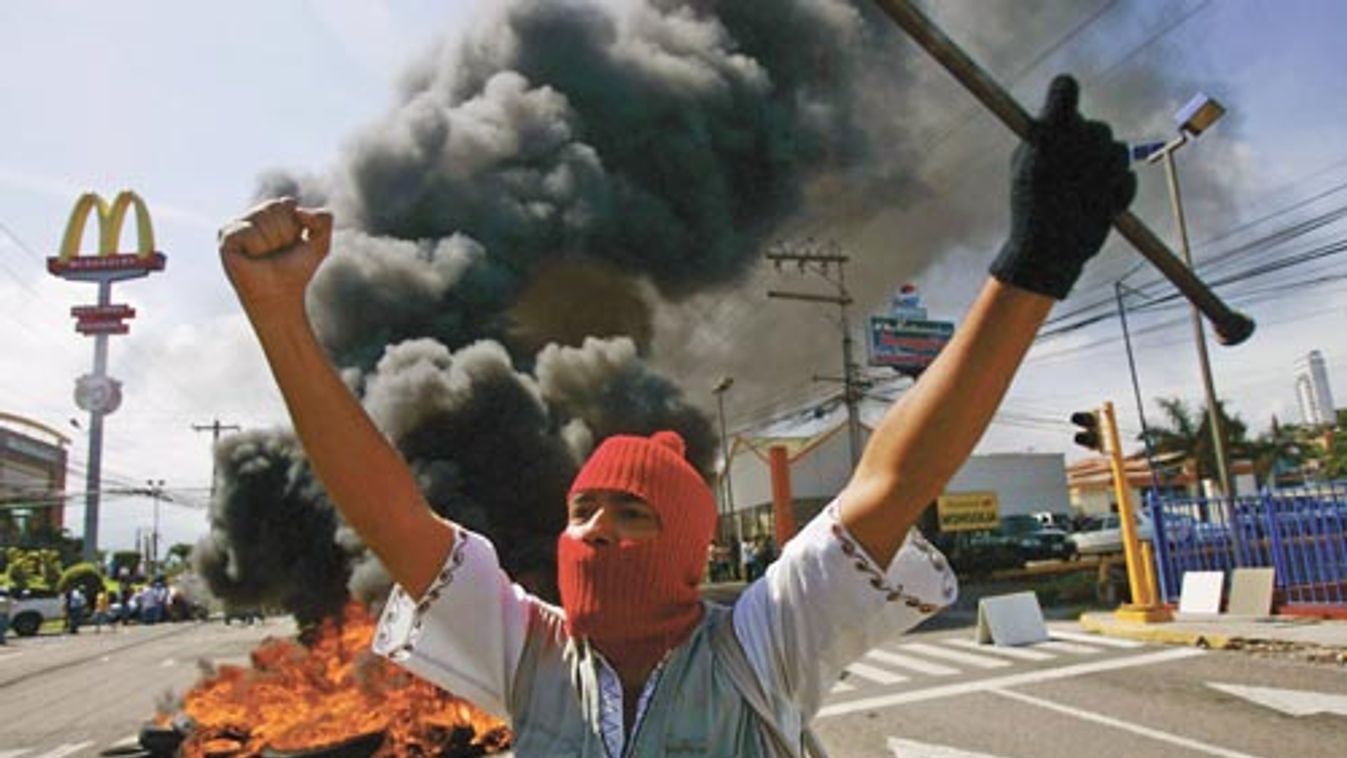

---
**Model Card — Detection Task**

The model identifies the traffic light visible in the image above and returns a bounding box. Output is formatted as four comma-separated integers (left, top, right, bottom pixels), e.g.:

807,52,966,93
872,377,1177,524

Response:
1071,410,1103,452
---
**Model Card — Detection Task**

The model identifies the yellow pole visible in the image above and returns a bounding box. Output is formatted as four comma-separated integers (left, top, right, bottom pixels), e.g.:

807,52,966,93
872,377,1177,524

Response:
1103,401,1171,623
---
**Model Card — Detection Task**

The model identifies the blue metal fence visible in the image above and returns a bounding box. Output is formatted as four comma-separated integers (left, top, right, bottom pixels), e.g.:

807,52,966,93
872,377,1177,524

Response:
1147,482,1347,609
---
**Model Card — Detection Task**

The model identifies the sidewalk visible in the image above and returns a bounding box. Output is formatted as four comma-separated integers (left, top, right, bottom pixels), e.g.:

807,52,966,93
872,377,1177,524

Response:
1078,610,1347,655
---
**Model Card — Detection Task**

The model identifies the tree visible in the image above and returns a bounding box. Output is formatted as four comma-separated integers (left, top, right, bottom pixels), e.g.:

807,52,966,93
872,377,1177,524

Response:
58,562,106,603
165,543,194,571
1140,397,1252,485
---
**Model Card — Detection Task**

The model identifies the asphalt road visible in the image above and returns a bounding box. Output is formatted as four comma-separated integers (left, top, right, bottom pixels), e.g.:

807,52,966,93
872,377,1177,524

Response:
1,615,1344,757
814,620,1347,757
0,618,295,758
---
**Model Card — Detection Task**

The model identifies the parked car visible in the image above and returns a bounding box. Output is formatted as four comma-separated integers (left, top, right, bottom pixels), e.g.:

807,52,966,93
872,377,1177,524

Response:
930,530,1024,576
1069,512,1155,556
1000,515,1076,562
1031,511,1074,532
8,588,64,637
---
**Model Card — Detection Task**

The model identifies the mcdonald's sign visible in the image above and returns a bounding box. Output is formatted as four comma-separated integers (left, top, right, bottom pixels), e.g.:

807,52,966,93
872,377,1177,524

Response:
47,190,167,281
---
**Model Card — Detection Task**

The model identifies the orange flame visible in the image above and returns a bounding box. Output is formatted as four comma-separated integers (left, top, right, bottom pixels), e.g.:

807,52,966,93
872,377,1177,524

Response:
173,602,511,757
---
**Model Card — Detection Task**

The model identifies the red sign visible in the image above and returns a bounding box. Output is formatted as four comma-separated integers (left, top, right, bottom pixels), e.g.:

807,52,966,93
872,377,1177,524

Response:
71,304,136,321
75,321,130,336
48,252,166,275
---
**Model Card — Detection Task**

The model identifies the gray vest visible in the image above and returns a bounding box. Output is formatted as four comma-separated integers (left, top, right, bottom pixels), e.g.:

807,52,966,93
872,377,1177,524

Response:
508,603,781,757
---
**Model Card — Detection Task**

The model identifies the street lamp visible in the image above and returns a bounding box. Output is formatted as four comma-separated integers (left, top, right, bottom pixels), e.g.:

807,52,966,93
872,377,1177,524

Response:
711,376,744,566
146,479,165,575
1138,93,1235,499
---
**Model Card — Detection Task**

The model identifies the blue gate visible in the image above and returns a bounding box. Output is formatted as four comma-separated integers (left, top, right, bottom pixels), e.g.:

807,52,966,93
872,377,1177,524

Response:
1147,483,1347,609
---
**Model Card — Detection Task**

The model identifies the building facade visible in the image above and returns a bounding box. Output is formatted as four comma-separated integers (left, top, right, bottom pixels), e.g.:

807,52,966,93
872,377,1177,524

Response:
0,414,70,545
1294,350,1336,427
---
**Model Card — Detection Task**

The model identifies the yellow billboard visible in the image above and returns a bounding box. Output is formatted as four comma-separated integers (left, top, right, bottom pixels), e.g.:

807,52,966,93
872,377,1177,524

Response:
937,491,1000,532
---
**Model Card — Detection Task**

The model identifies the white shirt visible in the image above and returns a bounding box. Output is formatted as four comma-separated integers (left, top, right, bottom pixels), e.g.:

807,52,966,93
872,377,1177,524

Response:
374,499,957,756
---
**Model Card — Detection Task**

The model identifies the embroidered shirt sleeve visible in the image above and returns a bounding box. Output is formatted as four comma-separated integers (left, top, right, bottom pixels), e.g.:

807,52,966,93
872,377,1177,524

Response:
372,526,539,720
732,498,958,719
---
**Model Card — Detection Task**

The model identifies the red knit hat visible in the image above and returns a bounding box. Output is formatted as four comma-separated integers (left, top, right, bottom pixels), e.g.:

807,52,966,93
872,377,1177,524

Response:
567,430,716,544
558,430,716,672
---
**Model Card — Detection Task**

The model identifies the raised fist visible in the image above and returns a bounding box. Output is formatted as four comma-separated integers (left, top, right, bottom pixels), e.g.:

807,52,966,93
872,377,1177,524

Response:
218,197,333,315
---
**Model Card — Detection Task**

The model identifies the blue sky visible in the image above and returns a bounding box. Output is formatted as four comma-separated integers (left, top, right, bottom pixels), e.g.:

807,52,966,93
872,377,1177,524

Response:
1,1,1345,552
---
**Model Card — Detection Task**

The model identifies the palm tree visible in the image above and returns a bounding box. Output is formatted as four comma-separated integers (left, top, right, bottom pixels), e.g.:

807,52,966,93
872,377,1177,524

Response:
1250,416,1309,488
1140,397,1251,485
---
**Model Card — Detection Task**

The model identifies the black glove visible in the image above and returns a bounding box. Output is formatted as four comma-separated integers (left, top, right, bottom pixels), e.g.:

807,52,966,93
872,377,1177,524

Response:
990,75,1138,299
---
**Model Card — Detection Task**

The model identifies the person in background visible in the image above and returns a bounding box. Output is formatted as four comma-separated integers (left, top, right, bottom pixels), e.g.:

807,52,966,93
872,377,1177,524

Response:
0,587,12,645
65,586,87,634
218,75,1134,755
93,589,111,632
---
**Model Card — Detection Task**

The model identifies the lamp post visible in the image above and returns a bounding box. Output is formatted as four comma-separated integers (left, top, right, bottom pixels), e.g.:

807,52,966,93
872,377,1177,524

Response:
712,377,744,566
1140,93,1235,499
146,479,165,575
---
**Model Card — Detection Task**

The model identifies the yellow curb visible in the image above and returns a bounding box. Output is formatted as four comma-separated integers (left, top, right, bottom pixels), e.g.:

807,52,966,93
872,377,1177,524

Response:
1078,612,1234,650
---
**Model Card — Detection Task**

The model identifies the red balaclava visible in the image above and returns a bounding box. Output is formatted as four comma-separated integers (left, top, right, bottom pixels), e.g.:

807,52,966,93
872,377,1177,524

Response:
557,430,717,673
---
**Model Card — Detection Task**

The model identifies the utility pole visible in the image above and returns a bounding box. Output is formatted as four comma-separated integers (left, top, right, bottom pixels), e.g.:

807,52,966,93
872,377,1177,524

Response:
192,418,240,499
766,239,864,466
146,479,165,576
712,377,743,567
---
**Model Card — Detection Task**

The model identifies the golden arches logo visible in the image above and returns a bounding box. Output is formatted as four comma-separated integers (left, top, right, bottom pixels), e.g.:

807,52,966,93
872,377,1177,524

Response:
58,190,156,261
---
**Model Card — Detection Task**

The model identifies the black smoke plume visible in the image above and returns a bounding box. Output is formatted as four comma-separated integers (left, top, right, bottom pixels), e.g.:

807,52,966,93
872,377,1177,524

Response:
198,0,903,617
198,0,1218,618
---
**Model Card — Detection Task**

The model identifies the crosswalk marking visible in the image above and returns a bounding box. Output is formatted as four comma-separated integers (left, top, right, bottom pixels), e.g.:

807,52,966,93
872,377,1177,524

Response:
1035,640,1103,655
844,661,910,685
1049,630,1143,648
867,649,961,676
30,743,94,758
942,639,1056,661
826,631,1155,699
819,648,1205,718
898,643,1012,669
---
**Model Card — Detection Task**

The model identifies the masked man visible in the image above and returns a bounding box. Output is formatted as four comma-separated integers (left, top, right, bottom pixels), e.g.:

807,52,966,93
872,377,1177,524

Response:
220,76,1134,756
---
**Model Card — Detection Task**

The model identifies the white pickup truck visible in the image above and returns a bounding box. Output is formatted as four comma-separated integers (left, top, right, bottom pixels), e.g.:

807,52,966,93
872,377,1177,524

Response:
8,589,64,636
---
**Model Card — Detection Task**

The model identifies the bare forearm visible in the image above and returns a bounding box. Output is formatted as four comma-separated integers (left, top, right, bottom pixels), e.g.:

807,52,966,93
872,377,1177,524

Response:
840,279,1052,565
249,305,453,597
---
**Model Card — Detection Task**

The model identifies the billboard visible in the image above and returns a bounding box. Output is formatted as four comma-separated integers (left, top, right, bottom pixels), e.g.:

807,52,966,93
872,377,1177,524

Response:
867,315,955,373
47,190,167,282
937,491,1000,533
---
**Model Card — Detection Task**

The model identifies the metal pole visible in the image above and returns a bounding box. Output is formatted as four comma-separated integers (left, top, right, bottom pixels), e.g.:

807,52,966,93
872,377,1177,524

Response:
151,484,160,575
1160,148,1235,499
1103,401,1170,622
81,281,111,563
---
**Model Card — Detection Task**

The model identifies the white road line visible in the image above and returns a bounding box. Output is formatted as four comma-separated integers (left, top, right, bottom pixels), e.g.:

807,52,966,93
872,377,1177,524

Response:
990,688,1265,758
899,643,1012,669
818,647,1203,718
867,649,960,676
1034,640,1103,655
831,680,856,693
844,662,909,685
29,743,95,758
887,738,1011,757
1049,630,1143,648
943,639,1056,661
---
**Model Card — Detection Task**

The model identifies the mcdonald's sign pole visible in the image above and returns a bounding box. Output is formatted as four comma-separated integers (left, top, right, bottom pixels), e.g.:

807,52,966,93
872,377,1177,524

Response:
47,191,167,562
